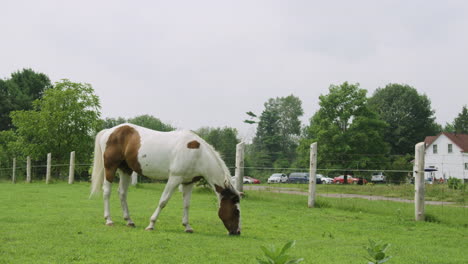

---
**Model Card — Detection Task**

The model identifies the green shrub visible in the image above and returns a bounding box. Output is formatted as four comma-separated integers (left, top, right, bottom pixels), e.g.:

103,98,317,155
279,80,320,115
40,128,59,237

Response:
447,177,464,190
257,240,304,264
364,239,392,264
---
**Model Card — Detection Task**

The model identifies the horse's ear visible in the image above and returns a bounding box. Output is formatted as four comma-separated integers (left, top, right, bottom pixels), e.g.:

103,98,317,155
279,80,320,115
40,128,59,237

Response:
215,184,224,194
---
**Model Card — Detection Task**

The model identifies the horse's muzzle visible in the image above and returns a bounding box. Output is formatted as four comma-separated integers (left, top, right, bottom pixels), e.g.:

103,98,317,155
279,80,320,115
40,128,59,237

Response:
229,229,241,236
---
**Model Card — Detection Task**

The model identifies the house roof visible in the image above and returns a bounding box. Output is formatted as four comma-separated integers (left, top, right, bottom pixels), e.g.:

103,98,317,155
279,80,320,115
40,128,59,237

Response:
424,132,468,152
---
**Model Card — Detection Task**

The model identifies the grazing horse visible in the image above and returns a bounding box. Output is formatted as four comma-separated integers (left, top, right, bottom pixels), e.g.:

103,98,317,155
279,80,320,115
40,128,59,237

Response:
90,124,241,235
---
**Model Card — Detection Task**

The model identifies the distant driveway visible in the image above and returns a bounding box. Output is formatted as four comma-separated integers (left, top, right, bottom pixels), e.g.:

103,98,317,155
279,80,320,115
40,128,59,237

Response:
243,185,465,206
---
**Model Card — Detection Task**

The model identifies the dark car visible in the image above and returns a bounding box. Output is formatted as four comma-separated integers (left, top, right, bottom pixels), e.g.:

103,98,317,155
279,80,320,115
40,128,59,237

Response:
288,172,322,184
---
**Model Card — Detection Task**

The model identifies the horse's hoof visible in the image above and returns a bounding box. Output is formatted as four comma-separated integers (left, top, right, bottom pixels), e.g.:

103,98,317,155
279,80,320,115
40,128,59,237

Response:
145,227,154,231
105,222,114,226
127,223,136,228
185,229,194,233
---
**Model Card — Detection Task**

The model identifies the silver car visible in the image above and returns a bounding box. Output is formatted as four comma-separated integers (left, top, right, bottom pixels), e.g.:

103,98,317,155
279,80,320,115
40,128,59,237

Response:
317,174,333,184
267,173,288,183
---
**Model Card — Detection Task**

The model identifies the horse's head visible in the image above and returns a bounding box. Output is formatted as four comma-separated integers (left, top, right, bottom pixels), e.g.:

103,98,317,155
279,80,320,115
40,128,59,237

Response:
215,185,241,235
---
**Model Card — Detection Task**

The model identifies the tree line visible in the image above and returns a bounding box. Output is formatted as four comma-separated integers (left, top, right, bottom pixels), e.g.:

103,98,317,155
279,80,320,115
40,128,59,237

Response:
1,69,467,182
246,82,467,182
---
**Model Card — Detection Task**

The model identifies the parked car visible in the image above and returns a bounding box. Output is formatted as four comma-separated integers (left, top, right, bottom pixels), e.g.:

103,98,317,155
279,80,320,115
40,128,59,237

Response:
288,172,322,184
267,173,288,183
371,172,386,183
317,174,333,184
332,175,368,184
243,176,260,184
332,175,355,184
230,176,260,185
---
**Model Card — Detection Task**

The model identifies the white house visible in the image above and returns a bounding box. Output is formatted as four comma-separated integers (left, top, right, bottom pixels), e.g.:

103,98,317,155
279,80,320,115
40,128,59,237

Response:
424,132,468,182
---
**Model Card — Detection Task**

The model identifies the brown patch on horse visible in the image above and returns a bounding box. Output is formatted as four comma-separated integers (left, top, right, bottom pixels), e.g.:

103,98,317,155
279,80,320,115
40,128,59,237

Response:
215,184,241,235
187,140,200,149
104,125,142,182
215,184,224,194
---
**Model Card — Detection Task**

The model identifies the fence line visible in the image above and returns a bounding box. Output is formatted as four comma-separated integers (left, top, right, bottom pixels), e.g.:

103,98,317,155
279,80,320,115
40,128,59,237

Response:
0,166,415,173
0,146,465,227
242,167,413,173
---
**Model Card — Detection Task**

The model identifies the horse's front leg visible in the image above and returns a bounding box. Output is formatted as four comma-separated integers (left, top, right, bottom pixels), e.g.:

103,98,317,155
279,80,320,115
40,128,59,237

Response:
118,172,135,227
181,183,195,233
145,176,184,231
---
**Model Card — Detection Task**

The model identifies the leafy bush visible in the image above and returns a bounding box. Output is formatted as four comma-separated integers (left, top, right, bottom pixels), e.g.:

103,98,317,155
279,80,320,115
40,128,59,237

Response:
447,177,465,190
257,240,303,264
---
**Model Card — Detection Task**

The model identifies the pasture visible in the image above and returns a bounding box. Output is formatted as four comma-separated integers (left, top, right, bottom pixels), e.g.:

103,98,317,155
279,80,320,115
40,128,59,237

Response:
0,182,467,264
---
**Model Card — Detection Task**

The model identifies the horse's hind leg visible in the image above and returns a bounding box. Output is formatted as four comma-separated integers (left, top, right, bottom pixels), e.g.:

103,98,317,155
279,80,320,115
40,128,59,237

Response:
103,165,118,226
103,179,114,226
145,176,184,231
181,183,195,233
118,171,135,227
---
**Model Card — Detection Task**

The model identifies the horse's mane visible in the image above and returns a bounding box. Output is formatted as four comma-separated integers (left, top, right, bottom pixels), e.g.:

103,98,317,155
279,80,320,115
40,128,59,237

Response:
204,140,232,178
190,131,235,189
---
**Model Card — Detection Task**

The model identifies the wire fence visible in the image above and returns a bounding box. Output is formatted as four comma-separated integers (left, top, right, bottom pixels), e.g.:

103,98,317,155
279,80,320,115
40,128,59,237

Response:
0,159,466,227
0,163,91,182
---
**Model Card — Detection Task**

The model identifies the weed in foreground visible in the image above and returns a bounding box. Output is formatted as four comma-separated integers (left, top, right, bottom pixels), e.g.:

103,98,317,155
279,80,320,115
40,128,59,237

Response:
364,239,392,264
395,208,404,224
257,240,304,264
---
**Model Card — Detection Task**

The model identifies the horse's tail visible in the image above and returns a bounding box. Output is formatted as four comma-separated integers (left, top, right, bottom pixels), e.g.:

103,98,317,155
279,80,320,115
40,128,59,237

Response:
90,129,108,197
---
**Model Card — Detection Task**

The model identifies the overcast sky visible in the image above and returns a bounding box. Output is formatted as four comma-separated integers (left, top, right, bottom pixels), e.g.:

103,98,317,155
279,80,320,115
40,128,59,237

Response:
1,0,467,140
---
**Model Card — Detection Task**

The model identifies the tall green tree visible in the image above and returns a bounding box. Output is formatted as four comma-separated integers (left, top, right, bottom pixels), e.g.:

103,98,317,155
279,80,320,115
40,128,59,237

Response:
297,82,389,179
0,80,11,130
196,127,240,172
0,69,51,130
251,107,282,168
453,105,468,134
368,83,440,154
10,79,101,165
249,95,303,169
0,130,17,167
444,122,455,133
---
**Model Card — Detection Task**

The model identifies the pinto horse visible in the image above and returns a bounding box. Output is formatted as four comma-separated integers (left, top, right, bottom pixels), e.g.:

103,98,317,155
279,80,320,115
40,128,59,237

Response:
90,124,241,235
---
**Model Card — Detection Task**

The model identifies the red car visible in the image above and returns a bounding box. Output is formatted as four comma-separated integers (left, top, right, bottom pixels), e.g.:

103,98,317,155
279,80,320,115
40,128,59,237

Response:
332,175,354,184
332,175,368,184
243,176,261,184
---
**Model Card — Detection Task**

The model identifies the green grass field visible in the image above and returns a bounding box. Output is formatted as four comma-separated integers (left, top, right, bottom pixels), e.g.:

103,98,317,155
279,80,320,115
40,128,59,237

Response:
0,182,467,264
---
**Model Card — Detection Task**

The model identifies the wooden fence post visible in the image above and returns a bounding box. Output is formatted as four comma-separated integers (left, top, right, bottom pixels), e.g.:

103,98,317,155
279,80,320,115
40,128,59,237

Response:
12,158,16,184
68,151,75,184
46,153,52,184
26,156,31,183
415,142,425,221
235,142,245,193
131,171,138,186
308,142,318,208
